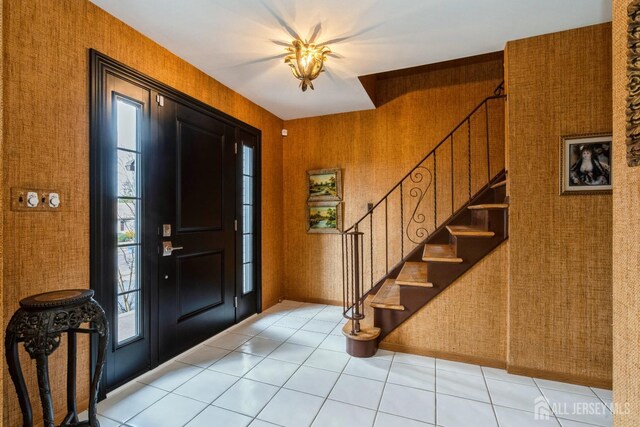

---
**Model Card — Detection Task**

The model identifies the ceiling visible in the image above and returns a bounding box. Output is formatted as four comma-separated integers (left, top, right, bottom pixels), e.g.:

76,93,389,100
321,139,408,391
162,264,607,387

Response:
90,0,611,120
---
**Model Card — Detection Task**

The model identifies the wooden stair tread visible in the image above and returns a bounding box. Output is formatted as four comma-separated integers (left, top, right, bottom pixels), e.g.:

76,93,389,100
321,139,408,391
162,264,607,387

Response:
468,203,509,210
422,244,463,263
447,225,495,237
395,262,433,287
491,180,507,188
370,280,405,310
342,319,381,341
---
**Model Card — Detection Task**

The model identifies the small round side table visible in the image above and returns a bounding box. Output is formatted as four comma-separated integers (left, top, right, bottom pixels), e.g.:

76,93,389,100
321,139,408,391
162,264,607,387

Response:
5,289,109,427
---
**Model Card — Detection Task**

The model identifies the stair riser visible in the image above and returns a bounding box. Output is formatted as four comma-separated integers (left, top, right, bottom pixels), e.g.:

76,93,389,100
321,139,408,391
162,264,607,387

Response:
494,182,507,203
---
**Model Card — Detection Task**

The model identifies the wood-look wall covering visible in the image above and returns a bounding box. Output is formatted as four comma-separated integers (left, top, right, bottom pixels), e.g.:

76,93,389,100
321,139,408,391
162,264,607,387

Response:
0,0,4,422
505,24,613,387
613,1,640,424
2,0,283,424
282,57,507,362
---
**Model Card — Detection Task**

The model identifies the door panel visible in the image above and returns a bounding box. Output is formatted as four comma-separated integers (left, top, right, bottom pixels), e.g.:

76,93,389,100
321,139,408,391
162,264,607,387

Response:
177,122,224,231
157,98,237,361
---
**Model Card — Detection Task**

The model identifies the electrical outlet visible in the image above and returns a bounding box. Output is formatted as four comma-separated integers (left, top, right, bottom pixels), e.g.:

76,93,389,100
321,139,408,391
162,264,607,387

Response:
49,193,60,208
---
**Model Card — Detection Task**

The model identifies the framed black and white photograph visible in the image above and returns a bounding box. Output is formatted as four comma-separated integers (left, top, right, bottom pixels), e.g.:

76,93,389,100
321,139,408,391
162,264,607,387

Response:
560,133,612,195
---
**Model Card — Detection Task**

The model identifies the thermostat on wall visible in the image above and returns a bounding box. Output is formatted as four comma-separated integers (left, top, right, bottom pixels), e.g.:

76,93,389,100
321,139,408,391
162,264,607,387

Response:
282,129,288,137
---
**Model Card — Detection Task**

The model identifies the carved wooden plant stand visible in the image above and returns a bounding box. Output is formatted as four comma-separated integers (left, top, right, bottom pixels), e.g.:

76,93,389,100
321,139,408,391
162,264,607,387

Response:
5,289,109,427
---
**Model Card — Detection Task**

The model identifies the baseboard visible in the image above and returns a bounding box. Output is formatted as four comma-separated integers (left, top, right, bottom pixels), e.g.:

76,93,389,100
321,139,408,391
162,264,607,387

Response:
379,342,507,369
285,296,342,306
506,365,612,390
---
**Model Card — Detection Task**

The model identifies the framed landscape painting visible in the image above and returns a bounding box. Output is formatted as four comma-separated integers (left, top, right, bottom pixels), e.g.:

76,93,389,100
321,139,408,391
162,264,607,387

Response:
308,168,342,201
307,202,342,234
560,133,612,195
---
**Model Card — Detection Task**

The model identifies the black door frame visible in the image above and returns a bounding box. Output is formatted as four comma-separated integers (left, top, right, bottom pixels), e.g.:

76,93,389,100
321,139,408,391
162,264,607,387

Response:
89,50,262,398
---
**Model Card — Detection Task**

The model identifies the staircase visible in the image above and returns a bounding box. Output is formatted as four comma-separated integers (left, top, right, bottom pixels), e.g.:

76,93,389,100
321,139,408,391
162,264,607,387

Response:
340,84,508,357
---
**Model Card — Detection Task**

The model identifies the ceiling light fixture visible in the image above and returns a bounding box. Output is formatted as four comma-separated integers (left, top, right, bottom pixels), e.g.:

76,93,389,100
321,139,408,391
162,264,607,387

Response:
284,40,331,92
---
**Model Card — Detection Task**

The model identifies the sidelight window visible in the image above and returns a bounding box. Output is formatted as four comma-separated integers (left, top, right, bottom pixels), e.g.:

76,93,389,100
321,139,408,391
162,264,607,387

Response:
242,144,255,294
115,98,142,344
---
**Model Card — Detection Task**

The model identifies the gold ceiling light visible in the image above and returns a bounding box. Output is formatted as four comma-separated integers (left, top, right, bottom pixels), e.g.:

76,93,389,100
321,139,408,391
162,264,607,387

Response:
284,39,331,92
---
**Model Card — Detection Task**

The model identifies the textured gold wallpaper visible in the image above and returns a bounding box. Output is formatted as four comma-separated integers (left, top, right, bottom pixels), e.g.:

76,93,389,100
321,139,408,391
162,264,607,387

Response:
506,24,612,387
3,0,283,424
282,57,507,360
612,1,640,424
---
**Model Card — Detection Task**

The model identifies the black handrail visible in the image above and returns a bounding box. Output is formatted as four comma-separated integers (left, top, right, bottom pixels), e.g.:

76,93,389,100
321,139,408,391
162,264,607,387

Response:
341,82,506,327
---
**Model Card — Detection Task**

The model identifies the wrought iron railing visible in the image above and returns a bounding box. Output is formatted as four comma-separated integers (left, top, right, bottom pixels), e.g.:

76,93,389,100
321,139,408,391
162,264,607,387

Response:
342,83,506,335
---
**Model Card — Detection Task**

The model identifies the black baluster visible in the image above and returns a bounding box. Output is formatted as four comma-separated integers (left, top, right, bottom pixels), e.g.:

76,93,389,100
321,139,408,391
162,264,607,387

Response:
485,101,491,182
384,198,389,274
467,118,472,200
434,151,437,231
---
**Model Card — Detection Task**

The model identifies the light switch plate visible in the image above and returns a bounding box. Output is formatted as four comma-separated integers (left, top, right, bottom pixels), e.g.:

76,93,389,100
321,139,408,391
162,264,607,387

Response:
11,188,63,212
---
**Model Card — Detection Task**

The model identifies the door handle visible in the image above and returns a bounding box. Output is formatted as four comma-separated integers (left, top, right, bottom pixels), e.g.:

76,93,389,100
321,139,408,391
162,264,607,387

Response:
162,241,184,257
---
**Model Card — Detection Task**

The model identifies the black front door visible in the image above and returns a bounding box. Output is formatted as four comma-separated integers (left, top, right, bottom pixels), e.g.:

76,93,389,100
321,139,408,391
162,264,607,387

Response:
91,52,260,395
155,98,237,360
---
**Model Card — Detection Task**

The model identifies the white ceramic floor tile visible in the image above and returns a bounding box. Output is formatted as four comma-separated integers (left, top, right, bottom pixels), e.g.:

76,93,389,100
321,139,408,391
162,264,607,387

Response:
379,383,435,424
343,357,391,381
374,412,433,427
127,393,207,427
436,358,483,376
494,406,561,427
313,310,345,323
185,405,252,427
312,399,376,427
541,388,613,426
436,369,490,402
391,353,435,368
557,419,610,427
273,315,310,329
387,363,435,391
319,334,347,352
330,323,345,336
173,369,239,403
329,374,385,410
258,388,324,427
301,319,339,334
232,323,268,337
213,378,279,417
591,387,613,409
250,420,281,427
436,393,497,427
257,325,298,341
287,330,329,347
284,366,340,397
245,357,300,386
482,366,536,386
236,336,282,357
288,307,325,319
94,415,122,427
487,378,550,413
535,379,596,397
370,349,395,361
177,345,230,368
98,382,168,423
137,361,203,392
304,348,351,372
204,333,251,350
267,342,315,364
208,352,264,376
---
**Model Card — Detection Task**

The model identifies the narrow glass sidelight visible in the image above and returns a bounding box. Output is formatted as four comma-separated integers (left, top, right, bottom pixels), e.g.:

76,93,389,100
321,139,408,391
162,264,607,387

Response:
242,144,255,294
115,98,142,345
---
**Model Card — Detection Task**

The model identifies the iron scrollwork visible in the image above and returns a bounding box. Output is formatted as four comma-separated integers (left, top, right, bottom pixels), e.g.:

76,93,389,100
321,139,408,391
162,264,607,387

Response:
406,166,433,244
627,0,640,166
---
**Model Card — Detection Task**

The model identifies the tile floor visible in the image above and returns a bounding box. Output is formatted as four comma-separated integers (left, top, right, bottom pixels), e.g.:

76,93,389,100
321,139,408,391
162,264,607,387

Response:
87,300,613,427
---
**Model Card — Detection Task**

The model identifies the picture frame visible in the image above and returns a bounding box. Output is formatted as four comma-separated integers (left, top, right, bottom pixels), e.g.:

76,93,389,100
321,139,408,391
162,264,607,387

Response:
307,168,342,201
560,133,612,195
306,201,342,234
